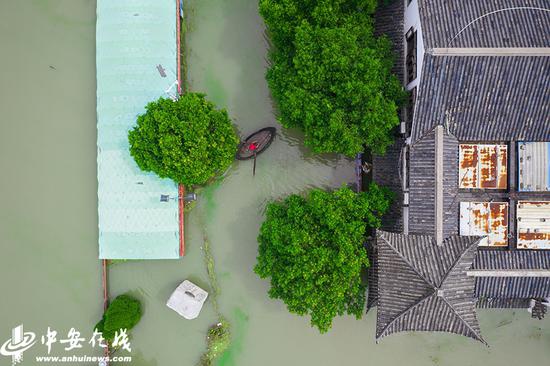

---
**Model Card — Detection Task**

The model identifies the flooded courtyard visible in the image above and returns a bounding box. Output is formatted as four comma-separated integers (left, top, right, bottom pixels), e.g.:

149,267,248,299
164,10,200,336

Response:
0,1,549,365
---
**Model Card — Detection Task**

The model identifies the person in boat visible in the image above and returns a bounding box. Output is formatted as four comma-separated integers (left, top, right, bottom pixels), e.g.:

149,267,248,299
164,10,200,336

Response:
236,127,276,160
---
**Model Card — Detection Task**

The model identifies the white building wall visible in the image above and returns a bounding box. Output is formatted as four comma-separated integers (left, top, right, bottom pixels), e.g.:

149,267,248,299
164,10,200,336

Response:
403,0,425,91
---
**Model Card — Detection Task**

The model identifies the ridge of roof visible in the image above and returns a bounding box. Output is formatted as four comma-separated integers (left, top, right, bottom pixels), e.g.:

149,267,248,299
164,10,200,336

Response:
438,295,486,345
376,231,436,288
438,236,483,287
438,238,486,344
375,231,485,343
376,291,434,340
430,48,550,56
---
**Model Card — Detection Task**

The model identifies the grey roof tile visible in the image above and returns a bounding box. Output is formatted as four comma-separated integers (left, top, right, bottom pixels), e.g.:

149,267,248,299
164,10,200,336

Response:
373,138,405,232
476,298,531,308
473,250,550,270
412,55,550,144
475,277,550,298
409,129,459,237
375,231,484,343
473,251,550,299
418,0,550,48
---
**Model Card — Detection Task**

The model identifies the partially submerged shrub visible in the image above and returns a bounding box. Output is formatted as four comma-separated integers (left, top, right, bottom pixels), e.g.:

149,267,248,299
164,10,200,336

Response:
95,294,142,341
199,319,231,366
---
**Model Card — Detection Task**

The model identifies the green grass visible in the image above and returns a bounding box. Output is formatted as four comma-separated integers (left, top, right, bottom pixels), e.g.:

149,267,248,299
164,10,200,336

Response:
202,236,220,313
216,308,248,366
197,234,233,366
199,318,231,366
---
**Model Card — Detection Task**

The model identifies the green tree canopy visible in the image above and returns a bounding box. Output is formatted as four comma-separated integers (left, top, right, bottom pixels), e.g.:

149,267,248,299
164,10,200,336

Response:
260,0,405,156
128,93,239,186
95,294,142,341
254,185,392,333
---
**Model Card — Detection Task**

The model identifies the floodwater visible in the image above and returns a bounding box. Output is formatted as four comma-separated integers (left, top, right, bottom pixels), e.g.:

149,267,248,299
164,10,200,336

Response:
0,0,103,363
0,1,549,366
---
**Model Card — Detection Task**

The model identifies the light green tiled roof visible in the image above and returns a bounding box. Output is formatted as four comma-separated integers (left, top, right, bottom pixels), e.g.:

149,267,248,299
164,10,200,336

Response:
96,0,180,259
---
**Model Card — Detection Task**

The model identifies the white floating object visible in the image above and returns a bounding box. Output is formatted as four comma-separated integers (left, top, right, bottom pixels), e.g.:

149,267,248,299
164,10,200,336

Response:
166,280,208,319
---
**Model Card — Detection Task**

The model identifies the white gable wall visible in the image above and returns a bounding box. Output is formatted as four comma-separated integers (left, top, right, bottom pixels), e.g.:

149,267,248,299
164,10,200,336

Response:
404,0,425,91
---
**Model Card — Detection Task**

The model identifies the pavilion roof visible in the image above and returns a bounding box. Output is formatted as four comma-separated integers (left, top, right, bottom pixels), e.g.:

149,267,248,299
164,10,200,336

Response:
376,231,485,344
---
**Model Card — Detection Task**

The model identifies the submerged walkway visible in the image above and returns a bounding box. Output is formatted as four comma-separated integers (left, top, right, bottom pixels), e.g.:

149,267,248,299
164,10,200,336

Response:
96,0,182,259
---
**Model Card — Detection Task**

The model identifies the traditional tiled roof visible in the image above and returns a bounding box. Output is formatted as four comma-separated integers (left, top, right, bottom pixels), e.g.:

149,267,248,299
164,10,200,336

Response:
473,250,550,299
476,298,531,309
372,138,405,233
372,2,550,324
476,277,550,298
411,54,550,144
366,241,379,312
408,128,459,237
418,0,550,49
375,231,485,343
473,250,550,270
372,0,406,233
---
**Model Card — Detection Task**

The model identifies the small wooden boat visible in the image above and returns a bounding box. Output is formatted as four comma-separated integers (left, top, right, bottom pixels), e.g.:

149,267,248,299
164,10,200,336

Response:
236,127,276,160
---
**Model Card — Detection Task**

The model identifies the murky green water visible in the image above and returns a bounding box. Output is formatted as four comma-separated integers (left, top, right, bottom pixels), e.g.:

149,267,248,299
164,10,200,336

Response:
1,1,549,366
0,0,102,363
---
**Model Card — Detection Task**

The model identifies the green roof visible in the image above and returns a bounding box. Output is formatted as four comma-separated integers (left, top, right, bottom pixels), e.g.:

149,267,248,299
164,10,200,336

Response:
96,0,180,259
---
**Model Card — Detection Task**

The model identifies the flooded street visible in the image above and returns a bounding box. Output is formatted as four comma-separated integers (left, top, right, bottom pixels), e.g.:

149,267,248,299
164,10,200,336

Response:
0,1,549,366
0,0,103,362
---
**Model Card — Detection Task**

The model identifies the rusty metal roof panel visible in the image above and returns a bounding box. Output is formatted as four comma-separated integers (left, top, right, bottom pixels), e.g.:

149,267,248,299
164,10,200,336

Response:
459,144,477,189
460,202,508,247
459,144,507,190
517,201,550,250
518,142,550,192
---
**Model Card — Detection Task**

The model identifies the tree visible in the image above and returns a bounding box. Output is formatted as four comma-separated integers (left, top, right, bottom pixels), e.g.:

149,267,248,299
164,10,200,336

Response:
95,294,142,341
260,0,405,156
128,93,239,186
254,185,392,332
